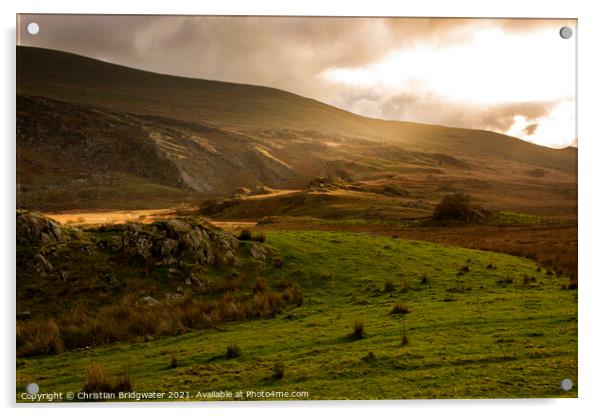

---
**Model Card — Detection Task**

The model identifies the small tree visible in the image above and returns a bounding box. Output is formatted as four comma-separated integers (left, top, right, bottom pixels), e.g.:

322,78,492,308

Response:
432,193,484,223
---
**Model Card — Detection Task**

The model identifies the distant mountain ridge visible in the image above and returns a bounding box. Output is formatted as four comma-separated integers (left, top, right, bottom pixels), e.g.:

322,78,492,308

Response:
16,46,577,213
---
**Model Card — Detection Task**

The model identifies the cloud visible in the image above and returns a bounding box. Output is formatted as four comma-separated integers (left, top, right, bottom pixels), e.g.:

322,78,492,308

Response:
18,15,575,147
522,123,539,136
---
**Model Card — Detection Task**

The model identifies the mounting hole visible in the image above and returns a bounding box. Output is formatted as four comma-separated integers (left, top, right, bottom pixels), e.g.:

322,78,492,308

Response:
26,382,39,395
559,26,573,39
27,22,40,35
560,378,573,391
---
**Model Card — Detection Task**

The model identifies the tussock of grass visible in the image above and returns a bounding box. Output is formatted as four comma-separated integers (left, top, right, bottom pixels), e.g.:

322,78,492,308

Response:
226,343,240,359
271,362,285,380
350,318,365,340
82,363,132,395
391,303,410,315
17,282,300,356
16,319,63,356
383,278,395,293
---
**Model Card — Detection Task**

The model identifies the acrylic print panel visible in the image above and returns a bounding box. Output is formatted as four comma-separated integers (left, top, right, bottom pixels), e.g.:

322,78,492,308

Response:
16,15,577,402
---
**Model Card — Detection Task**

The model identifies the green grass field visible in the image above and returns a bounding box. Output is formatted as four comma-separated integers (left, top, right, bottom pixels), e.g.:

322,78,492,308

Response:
16,231,577,401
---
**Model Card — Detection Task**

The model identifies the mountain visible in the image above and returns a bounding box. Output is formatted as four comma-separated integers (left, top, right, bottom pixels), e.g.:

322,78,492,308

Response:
16,46,577,216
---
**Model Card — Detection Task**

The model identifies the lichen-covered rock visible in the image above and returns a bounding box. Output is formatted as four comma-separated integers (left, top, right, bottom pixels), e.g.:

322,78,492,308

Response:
159,238,179,257
35,253,54,273
17,210,65,246
142,296,160,306
165,293,184,302
250,242,268,261
166,219,192,236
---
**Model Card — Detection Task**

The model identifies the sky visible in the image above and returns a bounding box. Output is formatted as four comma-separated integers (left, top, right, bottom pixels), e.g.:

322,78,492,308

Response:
18,15,577,148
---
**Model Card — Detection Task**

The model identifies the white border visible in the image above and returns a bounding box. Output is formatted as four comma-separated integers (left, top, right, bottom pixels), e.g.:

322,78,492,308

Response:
2,1,601,415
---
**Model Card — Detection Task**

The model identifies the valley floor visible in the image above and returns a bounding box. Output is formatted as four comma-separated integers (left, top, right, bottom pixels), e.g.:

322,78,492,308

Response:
17,231,577,401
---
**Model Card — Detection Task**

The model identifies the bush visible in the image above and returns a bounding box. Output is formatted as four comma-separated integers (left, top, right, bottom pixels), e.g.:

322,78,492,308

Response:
432,193,486,223
351,318,365,340
226,343,240,359
238,229,252,241
383,278,395,293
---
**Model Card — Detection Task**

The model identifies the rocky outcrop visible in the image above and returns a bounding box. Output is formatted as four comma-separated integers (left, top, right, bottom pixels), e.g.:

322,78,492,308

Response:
17,211,270,287
96,217,253,269
17,210,66,246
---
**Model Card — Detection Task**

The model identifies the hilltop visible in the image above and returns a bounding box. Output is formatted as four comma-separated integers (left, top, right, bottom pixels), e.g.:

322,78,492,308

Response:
17,46,576,216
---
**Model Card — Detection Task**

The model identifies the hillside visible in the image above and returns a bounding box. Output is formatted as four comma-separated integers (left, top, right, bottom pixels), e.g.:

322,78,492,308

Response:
16,46,577,215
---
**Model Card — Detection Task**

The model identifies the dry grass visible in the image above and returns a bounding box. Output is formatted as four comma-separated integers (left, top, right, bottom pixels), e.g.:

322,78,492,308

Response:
17,281,300,356
271,362,285,380
351,318,365,340
391,303,410,315
82,363,132,394
16,319,63,356
383,278,395,293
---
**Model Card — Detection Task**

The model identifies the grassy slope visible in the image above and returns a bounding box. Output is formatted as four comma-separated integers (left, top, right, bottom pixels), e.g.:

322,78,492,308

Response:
17,231,577,400
17,46,576,171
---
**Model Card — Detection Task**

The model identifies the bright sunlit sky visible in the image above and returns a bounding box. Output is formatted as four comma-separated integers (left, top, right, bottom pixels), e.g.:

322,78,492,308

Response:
20,16,577,148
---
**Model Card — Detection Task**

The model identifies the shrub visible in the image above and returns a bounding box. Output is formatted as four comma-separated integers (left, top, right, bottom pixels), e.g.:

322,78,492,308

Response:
272,362,285,380
432,193,485,223
351,318,365,340
238,229,252,241
383,278,395,293
401,334,409,346
419,276,429,285
391,303,410,314
226,343,240,359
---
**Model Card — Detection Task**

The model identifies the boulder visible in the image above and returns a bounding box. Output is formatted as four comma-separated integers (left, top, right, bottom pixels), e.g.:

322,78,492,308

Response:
160,238,179,257
250,242,268,261
166,219,192,236
142,296,160,306
35,253,54,273
165,293,184,302
17,210,65,246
